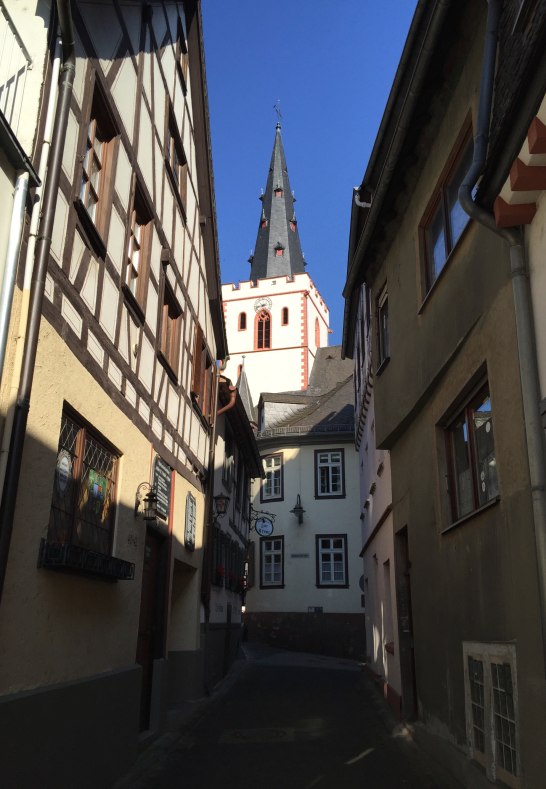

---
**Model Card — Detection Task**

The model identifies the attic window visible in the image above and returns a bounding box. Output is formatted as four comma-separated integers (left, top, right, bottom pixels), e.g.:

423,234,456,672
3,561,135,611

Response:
261,219,268,229
290,220,296,232
274,242,284,257
274,188,283,198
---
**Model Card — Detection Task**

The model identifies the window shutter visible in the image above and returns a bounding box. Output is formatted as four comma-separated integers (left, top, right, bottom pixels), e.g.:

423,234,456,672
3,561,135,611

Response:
191,324,203,397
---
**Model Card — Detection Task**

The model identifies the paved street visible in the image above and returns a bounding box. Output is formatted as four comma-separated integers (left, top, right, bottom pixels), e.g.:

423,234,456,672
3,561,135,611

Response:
116,644,457,789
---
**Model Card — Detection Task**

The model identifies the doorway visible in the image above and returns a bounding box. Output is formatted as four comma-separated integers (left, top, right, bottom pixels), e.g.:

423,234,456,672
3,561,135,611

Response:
394,526,418,719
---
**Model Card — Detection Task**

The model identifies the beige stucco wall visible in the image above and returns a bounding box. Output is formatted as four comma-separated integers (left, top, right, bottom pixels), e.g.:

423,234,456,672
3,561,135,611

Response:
0,320,167,692
247,440,361,614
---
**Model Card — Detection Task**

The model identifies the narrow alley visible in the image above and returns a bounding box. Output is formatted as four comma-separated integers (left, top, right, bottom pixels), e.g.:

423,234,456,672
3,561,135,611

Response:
116,644,456,789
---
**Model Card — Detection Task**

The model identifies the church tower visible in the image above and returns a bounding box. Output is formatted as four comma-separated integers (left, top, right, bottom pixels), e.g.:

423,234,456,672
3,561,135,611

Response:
221,123,330,406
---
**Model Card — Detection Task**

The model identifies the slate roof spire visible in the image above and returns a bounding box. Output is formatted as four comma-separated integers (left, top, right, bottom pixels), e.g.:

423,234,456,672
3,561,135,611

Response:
249,123,306,282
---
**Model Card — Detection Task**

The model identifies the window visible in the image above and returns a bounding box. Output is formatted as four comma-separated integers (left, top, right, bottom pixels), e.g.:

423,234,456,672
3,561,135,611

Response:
77,83,117,249
422,131,473,291
166,108,188,212
222,428,234,490
377,286,389,368
124,185,151,313
274,187,283,198
255,309,271,350
261,454,283,502
184,492,196,551
260,536,284,587
315,317,320,347
47,412,118,556
463,642,519,786
446,384,498,522
191,324,215,420
315,449,345,498
176,17,189,93
159,279,182,377
281,307,288,325
316,535,348,587
238,312,247,331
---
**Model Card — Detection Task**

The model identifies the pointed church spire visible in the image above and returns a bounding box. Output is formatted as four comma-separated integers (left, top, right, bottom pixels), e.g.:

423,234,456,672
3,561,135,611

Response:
249,124,306,282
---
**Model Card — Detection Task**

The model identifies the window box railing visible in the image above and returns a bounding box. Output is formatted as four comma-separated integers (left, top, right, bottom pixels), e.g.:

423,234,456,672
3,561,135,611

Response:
38,538,135,581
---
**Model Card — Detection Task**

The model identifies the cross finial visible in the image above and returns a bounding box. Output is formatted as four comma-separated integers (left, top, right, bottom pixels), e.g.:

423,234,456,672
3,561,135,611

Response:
273,99,282,126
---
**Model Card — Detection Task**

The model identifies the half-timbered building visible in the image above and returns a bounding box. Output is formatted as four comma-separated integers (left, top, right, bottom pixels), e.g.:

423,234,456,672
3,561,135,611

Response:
0,2,226,786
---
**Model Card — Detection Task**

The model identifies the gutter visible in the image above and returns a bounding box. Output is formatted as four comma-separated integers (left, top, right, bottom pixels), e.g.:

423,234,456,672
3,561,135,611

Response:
342,0,452,357
0,0,75,603
459,0,546,674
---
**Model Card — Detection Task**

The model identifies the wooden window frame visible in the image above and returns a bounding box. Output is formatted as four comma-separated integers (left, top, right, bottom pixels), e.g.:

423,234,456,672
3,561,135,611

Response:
261,453,283,503
445,382,499,524
75,78,118,258
165,104,188,217
420,121,473,294
315,534,348,588
176,16,189,94
158,276,182,381
255,309,271,350
314,449,346,499
122,183,152,321
260,535,284,588
191,323,215,423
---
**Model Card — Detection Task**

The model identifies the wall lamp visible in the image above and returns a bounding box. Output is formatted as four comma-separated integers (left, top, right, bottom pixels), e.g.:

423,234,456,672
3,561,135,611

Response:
290,494,305,524
213,493,230,519
134,482,158,521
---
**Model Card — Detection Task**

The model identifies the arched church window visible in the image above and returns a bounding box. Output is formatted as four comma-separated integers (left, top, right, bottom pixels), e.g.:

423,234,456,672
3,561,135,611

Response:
239,312,247,331
282,307,289,325
256,310,271,350
315,317,320,348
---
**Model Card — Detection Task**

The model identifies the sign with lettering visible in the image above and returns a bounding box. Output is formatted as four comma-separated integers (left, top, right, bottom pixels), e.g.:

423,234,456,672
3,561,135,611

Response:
153,455,172,520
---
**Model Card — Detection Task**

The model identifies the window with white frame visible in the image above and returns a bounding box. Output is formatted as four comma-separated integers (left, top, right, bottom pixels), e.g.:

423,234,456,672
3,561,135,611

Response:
315,449,345,498
463,642,519,787
260,536,283,587
316,535,348,587
262,454,282,501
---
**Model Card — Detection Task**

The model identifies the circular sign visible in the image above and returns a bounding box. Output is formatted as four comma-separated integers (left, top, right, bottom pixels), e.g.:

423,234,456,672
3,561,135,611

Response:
254,296,272,312
56,450,72,493
255,517,274,536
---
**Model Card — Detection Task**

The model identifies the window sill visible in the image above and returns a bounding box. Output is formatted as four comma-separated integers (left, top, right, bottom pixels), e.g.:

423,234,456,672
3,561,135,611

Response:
122,284,145,324
260,496,283,504
376,356,390,377
441,496,500,535
315,494,346,500
74,199,107,259
317,583,349,589
157,349,179,385
38,538,134,581
260,583,285,590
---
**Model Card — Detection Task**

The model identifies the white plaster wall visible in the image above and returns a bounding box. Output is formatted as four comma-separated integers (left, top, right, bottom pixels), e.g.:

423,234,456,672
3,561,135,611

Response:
247,441,361,615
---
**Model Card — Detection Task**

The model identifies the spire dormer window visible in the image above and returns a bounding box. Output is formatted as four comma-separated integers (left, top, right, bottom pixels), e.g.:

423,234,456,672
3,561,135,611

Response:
274,187,283,198
290,219,297,232
274,241,284,257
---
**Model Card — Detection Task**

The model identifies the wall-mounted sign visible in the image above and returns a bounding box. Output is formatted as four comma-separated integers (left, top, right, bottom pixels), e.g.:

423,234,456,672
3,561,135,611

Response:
153,456,172,520
255,517,274,537
184,492,196,551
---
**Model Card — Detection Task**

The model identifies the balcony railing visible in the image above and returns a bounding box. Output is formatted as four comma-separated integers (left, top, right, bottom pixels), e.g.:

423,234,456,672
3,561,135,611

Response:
0,1,32,136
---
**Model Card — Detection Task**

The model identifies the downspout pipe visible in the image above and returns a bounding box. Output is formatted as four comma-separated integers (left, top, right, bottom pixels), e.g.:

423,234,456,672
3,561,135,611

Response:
459,0,546,673
0,0,75,603
0,171,30,379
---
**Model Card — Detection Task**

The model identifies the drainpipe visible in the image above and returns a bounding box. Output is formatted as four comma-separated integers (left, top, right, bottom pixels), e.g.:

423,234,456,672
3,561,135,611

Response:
0,0,75,603
0,39,61,501
0,171,30,379
459,0,546,672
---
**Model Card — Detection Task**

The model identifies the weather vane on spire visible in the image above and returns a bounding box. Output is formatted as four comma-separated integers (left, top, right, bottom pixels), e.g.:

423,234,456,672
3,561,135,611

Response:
273,99,282,124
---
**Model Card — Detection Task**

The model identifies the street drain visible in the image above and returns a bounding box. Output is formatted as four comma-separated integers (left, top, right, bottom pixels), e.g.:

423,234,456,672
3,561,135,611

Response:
219,727,296,744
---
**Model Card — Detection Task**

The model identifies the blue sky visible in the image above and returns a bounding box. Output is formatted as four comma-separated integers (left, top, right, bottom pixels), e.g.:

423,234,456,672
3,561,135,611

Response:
201,1,417,345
